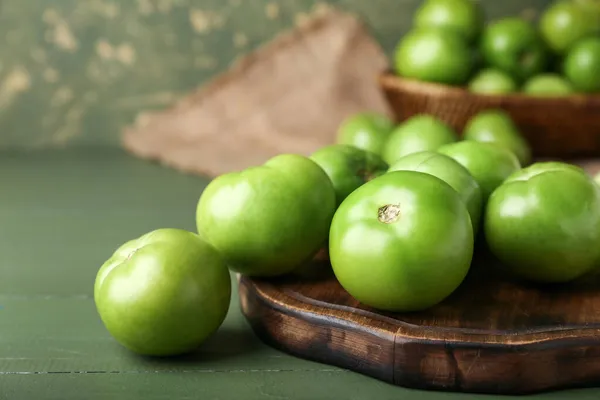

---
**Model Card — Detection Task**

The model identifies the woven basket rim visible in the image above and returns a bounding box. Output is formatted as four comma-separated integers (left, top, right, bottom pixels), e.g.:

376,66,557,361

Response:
378,71,600,106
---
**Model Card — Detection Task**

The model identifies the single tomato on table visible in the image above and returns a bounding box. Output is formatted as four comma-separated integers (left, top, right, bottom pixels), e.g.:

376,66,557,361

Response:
388,151,482,235
196,154,336,277
310,144,389,207
382,114,458,165
94,228,232,356
329,171,474,312
336,112,395,155
485,162,600,283
438,140,521,202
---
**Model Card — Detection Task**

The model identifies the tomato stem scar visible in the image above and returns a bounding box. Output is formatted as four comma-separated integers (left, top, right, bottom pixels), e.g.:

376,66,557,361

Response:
378,204,401,223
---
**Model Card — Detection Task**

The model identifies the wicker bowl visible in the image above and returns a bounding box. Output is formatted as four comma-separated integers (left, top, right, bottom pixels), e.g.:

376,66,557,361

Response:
378,72,600,159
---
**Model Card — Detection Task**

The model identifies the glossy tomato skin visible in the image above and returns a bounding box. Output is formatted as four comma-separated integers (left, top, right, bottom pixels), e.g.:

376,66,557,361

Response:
522,73,575,96
310,144,389,207
438,141,521,202
382,114,458,165
480,18,549,82
485,162,600,283
388,151,482,235
413,0,485,43
463,109,532,166
336,112,395,155
468,68,518,94
329,171,474,312
196,154,336,277
394,28,474,85
539,1,599,55
563,37,600,93
94,228,232,356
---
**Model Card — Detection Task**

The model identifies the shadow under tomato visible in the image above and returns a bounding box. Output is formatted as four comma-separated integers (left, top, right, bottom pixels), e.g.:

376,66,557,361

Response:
188,325,264,360
135,325,264,366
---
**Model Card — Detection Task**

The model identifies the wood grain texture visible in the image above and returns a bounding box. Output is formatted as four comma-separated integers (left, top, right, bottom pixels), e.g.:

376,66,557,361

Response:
239,240,600,395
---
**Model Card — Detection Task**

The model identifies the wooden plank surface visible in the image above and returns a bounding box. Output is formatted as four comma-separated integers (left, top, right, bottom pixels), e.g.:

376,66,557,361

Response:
0,147,597,399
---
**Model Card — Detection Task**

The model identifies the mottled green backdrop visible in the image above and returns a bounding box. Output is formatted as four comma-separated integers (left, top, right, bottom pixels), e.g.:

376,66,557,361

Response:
0,0,550,148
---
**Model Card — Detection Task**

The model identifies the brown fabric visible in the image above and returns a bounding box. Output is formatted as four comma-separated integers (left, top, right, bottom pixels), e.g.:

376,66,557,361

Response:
122,8,391,177
574,159,600,176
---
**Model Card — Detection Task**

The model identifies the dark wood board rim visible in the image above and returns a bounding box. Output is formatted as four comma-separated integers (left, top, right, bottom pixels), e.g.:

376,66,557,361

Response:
239,275,600,395
242,276,600,346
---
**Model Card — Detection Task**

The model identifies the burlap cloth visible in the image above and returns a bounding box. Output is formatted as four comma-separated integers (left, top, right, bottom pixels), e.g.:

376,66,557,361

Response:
122,8,391,177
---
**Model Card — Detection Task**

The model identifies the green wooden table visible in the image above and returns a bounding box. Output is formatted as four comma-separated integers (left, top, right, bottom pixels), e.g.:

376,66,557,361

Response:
1,147,598,399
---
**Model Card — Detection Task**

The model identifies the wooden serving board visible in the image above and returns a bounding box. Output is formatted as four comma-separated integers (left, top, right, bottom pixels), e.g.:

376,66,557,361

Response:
238,249,600,395
238,160,600,395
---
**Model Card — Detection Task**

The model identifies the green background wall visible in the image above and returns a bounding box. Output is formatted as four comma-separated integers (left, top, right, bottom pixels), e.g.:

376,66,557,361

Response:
0,0,551,149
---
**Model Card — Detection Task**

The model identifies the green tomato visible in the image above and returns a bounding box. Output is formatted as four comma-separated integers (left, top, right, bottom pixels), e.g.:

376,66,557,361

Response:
480,18,549,82
539,1,599,55
388,151,482,235
468,68,518,94
394,28,474,85
522,73,575,96
463,109,532,166
563,37,600,93
310,144,389,207
329,171,474,312
438,141,521,202
382,114,458,165
337,112,395,155
196,154,336,277
413,0,485,43
594,170,600,186
94,228,231,356
484,162,600,283
574,0,600,28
